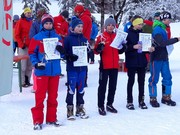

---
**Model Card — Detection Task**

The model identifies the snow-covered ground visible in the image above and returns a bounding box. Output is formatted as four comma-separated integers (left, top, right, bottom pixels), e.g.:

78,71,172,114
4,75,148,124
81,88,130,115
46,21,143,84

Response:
0,1,180,135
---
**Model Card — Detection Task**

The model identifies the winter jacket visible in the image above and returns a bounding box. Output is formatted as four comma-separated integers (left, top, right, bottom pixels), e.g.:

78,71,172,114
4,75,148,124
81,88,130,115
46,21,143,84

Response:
125,27,147,68
64,32,88,72
143,20,153,33
94,31,119,69
28,28,62,76
79,9,92,41
15,13,32,48
90,22,99,40
151,20,178,61
124,21,132,32
29,19,41,39
54,15,69,37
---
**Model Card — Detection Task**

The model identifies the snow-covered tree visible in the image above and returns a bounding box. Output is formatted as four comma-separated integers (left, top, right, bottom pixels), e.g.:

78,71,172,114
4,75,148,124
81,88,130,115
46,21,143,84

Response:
21,0,51,18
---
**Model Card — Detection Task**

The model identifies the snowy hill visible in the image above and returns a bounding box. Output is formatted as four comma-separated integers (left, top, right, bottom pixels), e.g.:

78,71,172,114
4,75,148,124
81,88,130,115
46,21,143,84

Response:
1,1,180,135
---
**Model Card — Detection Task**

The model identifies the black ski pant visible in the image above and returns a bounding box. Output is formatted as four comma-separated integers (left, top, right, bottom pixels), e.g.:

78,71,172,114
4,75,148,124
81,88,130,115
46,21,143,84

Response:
98,69,118,108
127,67,146,103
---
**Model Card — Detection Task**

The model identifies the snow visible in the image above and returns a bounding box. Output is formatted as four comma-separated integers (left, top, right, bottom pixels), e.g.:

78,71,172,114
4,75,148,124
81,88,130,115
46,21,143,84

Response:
1,0,180,135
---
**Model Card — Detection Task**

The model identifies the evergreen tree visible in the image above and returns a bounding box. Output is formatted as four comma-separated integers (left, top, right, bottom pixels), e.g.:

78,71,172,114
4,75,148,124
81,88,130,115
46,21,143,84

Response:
21,0,51,18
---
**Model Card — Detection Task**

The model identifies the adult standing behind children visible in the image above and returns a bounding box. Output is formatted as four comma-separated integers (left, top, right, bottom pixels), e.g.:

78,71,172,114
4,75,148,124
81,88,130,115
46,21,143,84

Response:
54,10,69,41
148,11,180,107
15,7,33,87
13,15,19,54
88,16,99,64
125,16,155,110
28,14,64,130
94,18,121,116
63,17,89,120
74,4,92,41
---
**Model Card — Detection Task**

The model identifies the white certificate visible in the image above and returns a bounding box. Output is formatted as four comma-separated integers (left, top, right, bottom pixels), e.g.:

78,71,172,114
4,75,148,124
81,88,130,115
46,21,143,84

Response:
110,29,128,49
139,33,152,52
72,46,88,67
43,38,60,60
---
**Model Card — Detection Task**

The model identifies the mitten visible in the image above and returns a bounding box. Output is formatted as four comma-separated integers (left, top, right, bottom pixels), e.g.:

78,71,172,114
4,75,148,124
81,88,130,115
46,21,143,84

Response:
35,63,45,70
66,54,78,62
95,42,104,53
56,45,65,55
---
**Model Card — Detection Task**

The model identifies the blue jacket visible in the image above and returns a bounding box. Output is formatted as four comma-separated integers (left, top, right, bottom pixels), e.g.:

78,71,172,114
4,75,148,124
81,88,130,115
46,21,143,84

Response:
90,22,98,40
64,32,88,72
28,28,62,76
151,21,178,61
29,19,42,39
125,27,147,68
124,21,132,32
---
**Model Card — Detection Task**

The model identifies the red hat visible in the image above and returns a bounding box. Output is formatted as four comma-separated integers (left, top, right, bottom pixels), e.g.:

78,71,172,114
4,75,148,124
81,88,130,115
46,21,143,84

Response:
41,14,54,26
74,5,84,13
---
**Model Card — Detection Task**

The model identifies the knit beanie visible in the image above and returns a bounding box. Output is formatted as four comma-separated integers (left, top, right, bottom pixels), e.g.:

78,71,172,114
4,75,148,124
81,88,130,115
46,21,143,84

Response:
60,10,69,19
71,17,83,29
154,12,160,17
74,5,84,13
37,8,47,18
160,11,172,20
41,14,54,26
104,18,116,28
23,7,31,14
13,15,19,21
132,18,143,26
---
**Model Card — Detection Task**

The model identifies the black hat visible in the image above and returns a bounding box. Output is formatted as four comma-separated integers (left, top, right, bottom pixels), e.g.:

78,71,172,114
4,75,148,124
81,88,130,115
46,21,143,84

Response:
60,10,69,19
160,11,172,20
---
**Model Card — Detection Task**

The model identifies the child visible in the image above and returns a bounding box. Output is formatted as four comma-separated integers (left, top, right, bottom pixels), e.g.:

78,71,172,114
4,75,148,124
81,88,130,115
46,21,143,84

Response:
94,18,120,116
28,14,64,130
148,11,180,107
125,16,154,110
63,17,89,120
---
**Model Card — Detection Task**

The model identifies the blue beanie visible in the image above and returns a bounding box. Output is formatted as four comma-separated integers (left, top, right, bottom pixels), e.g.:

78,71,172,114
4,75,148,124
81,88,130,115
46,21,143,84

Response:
71,17,83,29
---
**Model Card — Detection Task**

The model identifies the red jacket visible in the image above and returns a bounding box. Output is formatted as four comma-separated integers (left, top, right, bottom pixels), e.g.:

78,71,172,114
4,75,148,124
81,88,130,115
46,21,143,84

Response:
54,15,69,37
166,25,171,39
79,10,92,41
15,17,32,48
94,31,119,69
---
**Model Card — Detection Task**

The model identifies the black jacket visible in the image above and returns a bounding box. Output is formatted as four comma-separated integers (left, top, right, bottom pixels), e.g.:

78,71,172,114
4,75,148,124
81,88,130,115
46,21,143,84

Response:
125,27,147,68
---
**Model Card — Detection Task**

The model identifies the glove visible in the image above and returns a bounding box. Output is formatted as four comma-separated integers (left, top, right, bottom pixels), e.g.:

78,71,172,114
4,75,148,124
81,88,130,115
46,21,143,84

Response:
56,45,65,55
66,54,78,62
22,45,26,49
35,63,45,70
95,42,104,53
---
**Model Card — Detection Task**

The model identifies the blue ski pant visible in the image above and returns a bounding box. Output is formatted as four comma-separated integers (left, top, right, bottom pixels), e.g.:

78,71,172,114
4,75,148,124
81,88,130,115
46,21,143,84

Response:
148,60,172,97
66,70,86,105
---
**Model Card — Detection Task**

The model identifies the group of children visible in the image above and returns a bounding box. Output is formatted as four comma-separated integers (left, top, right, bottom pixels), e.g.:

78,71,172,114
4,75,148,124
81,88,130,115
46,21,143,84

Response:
14,6,180,130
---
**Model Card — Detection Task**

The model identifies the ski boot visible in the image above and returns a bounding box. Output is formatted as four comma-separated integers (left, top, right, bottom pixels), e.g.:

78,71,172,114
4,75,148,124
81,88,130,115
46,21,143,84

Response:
161,95,176,106
67,105,76,120
76,104,89,119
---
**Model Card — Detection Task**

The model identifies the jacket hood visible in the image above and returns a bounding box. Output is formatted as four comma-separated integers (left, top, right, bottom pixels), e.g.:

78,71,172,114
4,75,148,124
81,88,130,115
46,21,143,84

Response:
80,9,91,18
153,20,166,30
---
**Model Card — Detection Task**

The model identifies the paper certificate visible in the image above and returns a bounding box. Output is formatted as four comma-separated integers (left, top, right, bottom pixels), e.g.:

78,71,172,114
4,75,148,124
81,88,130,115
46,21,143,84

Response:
139,33,152,52
110,29,128,49
72,46,88,67
43,38,60,60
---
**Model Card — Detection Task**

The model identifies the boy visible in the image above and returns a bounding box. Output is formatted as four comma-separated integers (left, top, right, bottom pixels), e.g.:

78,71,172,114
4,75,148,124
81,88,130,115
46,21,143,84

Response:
149,11,180,107
63,17,89,120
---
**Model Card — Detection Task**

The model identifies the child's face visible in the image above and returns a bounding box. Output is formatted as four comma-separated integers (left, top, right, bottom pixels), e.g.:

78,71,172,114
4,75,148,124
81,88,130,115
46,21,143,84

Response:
163,19,171,26
106,24,115,33
74,24,83,34
134,23,144,30
43,22,53,30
